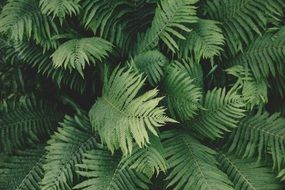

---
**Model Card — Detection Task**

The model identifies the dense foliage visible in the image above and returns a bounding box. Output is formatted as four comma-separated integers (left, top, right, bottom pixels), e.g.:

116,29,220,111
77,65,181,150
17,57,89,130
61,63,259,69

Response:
0,0,285,189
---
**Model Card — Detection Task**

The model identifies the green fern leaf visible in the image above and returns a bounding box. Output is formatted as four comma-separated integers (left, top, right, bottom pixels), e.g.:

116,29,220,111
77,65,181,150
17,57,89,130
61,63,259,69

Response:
177,19,224,61
0,97,59,153
217,153,281,190
187,88,246,139
137,0,198,53
123,134,167,177
0,145,45,190
204,0,285,55
40,0,81,23
162,130,234,190
226,111,285,170
162,60,202,121
89,66,176,155
74,147,150,190
51,37,113,77
130,50,169,86
41,112,97,190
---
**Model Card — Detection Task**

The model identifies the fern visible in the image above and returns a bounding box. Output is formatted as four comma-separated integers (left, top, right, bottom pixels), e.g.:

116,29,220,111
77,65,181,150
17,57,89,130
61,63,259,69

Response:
162,129,234,190
89,66,176,155
40,0,81,23
177,19,225,61
74,147,150,190
41,112,97,189
0,97,60,153
137,0,198,53
226,111,285,171
187,88,246,139
217,153,281,190
51,37,113,76
162,60,202,120
130,50,168,86
204,0,285,55
0,145,45,190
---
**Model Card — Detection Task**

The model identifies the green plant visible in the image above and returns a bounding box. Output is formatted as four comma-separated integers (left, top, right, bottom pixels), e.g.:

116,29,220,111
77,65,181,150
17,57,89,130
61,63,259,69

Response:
0,0,285,189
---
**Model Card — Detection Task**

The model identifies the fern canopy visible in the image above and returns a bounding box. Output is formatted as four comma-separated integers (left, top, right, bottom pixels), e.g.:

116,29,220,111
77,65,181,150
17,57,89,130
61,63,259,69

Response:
89,66,175,155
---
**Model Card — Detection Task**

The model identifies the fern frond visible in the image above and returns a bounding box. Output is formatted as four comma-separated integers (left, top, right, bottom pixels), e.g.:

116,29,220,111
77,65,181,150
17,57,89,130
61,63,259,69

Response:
89,66,175,155
0,145,45,190
204,0,285,55
187,88,246,139
137,0,198,53
41,112,97,190
227,65,268,109
162,130,234,190
217,153,281,190
52,37,113,77
123,134,167,177
0,97,60,153
74,147,150,190
0,0,59,46
162,60,202,121
177,19,224,61
226,111,285,170
130,50,168,86
231,29,285,79
40,0,81,23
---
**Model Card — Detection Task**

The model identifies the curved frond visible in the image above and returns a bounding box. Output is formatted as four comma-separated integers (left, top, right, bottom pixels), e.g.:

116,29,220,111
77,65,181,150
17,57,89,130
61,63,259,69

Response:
162,60,202,121
89,66,175,155
0,97,60,153
130,50,169,86
187,88,246,139
217,153,281,190
137,0,198,53
177,19,224,60
162,130,233,190
41,112,97,190
40,0,81,22
52,37,113,76
227,65,268,109
231,29,285,79
226,111,285,170
74,147,150,190
123,134,167,177
0,0,59,47
204,0,285,55
0,145,45,190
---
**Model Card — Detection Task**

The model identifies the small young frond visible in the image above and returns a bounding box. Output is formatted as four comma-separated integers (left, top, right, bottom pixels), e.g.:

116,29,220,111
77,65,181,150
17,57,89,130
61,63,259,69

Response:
226,111,285,171
0,97,60,153
217,153,281,190
0,145,45,190
130,50,168,86
40,0,81,23
177,19,225,61
187,88,246,139
89,66,176,155
41,113,97,190
137,0,198,53
162,130,234,190
52,37,113,77
162,60,202,121
74,147,150,190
